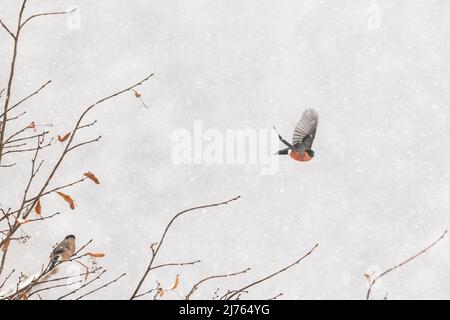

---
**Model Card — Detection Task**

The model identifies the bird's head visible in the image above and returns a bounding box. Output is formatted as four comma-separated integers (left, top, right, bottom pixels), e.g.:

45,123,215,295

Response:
65,235,76,240
306,149,315,158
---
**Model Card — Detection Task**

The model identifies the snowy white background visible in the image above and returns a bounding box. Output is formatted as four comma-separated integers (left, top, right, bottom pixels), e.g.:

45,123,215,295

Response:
1,0,450,300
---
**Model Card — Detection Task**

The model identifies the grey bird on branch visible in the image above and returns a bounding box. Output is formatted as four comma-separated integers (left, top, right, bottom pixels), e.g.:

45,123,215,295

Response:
49,235,76,269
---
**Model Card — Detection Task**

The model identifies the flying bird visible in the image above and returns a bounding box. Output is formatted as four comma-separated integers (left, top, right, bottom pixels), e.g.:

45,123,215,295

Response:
49,235,76,269
274,109,318,162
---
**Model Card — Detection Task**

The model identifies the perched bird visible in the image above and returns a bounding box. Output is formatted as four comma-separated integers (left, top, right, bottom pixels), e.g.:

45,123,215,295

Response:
49,235,76,269
275,109,318,162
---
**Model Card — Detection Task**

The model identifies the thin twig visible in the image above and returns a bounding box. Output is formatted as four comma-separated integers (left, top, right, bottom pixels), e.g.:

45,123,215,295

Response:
5,110,26,122
0,80,51,117
0,269,15,290
6,131,48,145
20,9,76,29
0,163,16,168
57,270,106,300
150,260,201,272
133,288,156,299
130,195,241,299
268,293,283,300
0,19,15,39
0,245,9,275
186,268,250,300
38,267,102,285
2,138,52,156
4,122,36,144
27,212,60,223
78,120,97,130
75,273,126,300
28,279,82,298
25,178,86,204
67,135,101,152
366,230,447,300
225,243,319,300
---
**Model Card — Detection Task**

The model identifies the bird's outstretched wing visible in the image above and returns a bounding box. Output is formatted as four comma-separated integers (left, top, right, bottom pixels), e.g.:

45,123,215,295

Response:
292,109,318,149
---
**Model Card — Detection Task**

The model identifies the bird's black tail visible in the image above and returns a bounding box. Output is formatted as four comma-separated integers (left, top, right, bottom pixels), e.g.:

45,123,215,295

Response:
275,148,290,155
273,126,294,149
49,256,58,270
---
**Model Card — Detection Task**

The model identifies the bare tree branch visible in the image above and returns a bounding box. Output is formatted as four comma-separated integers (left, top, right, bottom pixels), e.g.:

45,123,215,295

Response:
0,19,15,39
67,135,102,152
0,80,51,118
27,211,60,223
0,74,154,249
0,0,27,165
2,138,52,156
130,195,241,299
37,267,102,286
20,9,76,29
0,250,8,275
268,292,283,300
186,268,251,300
150,260,201,272
0,269,15,290
28,279,83,298
366,230,447,300
224,243,319,300
57,269,107,300
75,273,126,300
25,178,86,204
4,121,39,145
5,131,48,145
0,1,154,301
78,120,97,130
5,110,27,122
0,162,16,168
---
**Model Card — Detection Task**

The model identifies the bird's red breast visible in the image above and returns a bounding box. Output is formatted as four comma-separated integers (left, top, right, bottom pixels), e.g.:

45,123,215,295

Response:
289,150,313,162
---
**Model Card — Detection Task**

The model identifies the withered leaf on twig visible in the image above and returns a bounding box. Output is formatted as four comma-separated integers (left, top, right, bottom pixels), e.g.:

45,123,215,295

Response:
28,122,36,131
17,218,30,224
56,191,75,210
131,89,141,98
84,171,100,185
87,252,105,258
35,199,42,216
169,274,180,291
1,239,11,252
364,272,372,284
158,288,165,297
57,132,71,142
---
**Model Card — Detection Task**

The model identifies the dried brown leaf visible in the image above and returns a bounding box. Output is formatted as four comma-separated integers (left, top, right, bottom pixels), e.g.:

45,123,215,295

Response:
84,171,100,184
57,132,71,142
1,239,10,252
131,89,141,98
35,199,42,216
169,274,180,291
56,191,75,210
87,252,105,258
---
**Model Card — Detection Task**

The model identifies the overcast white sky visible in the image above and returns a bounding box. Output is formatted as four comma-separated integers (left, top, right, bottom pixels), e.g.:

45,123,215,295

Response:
1,0,450,300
